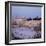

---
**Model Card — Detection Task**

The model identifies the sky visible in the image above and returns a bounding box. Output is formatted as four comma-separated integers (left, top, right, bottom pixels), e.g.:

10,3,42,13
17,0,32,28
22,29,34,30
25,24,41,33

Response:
12,6,41,18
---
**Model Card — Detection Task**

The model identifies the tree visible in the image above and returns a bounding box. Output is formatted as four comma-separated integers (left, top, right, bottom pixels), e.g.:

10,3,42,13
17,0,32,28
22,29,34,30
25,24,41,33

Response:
26,17,32,21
